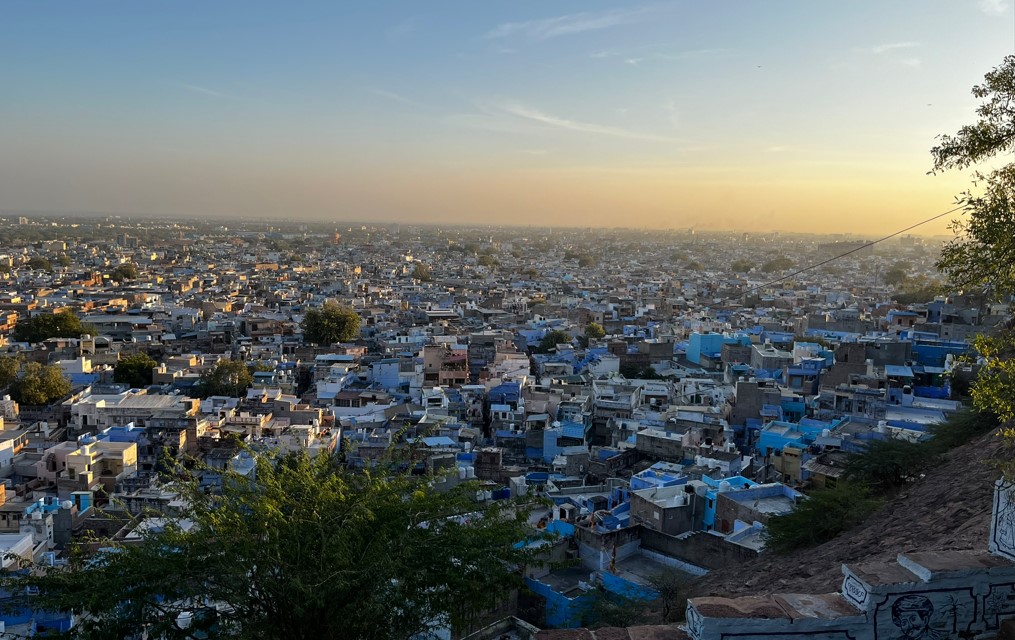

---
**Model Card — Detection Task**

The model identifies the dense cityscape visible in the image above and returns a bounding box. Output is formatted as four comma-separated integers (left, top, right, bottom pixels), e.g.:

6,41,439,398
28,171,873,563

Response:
2,1,1015,639
0,210,1009,637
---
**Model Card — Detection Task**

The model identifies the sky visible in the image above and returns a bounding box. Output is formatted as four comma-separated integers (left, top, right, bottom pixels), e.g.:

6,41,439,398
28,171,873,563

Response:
0,2,1012,235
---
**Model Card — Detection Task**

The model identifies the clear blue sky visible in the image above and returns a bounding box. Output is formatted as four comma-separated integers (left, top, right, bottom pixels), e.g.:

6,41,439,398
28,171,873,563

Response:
1,1,1012,233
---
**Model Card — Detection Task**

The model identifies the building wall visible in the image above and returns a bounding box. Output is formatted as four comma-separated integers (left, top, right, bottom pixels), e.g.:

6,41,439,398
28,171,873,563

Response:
639,527,758,571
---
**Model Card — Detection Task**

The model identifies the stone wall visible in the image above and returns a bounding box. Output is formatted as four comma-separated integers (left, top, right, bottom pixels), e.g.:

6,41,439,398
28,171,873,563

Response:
684,480,1015,640
639,529,758,572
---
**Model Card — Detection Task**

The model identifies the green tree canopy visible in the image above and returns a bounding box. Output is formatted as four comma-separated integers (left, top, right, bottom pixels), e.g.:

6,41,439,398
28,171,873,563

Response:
109,263,139,282
764,482,882,553
843,438,940,493
730,259,753,273
13,310,94,344
930,55,1015,476
113,352,158,389
932,55,1015,297
8,362,71,406
4,451,535,640
883,263,909,287
0,355,20,390
194,359,253,398
26,256,52,272
300,301,361,345
760,256,794,273
537,329,572,353
411,263,433,282
584,322,606,341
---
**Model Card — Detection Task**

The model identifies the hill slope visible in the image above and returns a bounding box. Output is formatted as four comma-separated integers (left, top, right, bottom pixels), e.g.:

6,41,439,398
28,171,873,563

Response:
690,431,1006,598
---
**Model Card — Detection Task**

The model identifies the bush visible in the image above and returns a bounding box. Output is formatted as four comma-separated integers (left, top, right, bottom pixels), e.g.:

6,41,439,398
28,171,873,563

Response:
844,438,940,492
764,483,882,553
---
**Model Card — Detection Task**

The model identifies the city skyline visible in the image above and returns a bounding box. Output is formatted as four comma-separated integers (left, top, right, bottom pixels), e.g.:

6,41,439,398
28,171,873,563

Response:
1,1,1012,234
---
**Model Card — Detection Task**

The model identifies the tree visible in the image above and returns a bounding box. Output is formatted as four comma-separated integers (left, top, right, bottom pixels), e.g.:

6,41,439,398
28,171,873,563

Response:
477,255,499,268
930,55,1015,476
300,301,361,345
537,329,571,353
411,263,433,282
584,322,606,341
764,483,882,553
4,451,536,640
195,359,253,398
760,256,794,273
843,439,940,493
646,568,692,623
57,254,72,268
8,362,71,405
730,259,753,273
109,263,139,282
932,55,1015,298
26,256,52,272
13,310,94,344
579,586,651,628
0,355,19,389
883,263,909,287
114,352,158,389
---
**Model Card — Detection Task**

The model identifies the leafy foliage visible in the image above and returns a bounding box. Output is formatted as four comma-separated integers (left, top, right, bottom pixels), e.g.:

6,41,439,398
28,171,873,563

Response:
931,55,1015,478
3,452,536,640
730,259,753,273
645,569,693,623
13,310,94,344
760,257,794,273
932,55,1015,297
108,262,139,282
0,355,20,389
8,362,71,405
844,439,940,492
194,359,252,398
925,407,997,451
113,352,158,389
26,256,52,272
536,329,571,353
580,588,651,628
883,263,909,287
969,331,1015,422
412,262,433,282
300,301,361,345
764,483,882,553
584,322,606,341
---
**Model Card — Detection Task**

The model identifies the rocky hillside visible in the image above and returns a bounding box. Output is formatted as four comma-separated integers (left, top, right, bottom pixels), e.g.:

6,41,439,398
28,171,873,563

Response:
690,431,1007,598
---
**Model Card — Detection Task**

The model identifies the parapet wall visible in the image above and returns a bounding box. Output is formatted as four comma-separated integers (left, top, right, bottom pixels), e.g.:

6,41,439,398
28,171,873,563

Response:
684,480,1015,640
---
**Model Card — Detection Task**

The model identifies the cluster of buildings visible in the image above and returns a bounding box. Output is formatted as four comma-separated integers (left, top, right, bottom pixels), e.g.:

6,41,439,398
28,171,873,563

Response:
0,215,1004,635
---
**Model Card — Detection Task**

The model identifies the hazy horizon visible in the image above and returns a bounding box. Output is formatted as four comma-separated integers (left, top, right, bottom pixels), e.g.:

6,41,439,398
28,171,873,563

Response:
1,1,1012,235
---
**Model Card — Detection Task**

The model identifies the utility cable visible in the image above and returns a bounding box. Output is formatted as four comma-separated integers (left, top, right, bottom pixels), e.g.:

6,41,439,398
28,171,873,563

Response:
743,204,966,294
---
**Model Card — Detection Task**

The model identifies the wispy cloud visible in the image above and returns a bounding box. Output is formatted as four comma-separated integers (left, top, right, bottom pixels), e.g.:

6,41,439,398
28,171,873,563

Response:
492,101,679,142
898,57,922,69
978,0,1010,14
870,42,919,54
485,7,650,40
590,47,734,65
364,88,431,110
179,83,231,99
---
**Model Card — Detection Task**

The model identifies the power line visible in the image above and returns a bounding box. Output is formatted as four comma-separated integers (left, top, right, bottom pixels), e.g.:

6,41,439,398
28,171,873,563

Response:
743,204,965,295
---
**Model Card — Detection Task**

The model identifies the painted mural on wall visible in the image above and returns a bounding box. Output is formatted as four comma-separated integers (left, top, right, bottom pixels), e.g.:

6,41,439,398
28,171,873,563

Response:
990,479,1015,562
873,589,975,640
